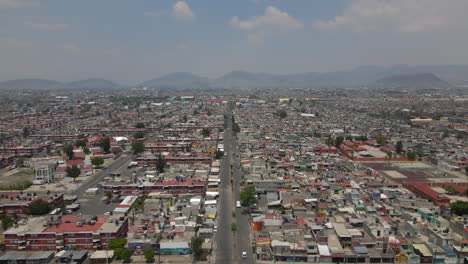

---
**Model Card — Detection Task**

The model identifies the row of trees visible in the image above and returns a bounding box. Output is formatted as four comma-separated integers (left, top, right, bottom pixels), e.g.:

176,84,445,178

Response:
109,238,155,262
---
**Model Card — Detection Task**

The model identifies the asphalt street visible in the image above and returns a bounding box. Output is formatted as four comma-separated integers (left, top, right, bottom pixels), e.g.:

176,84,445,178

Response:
215,105,254,264
72,154,134,215
215,108,234,264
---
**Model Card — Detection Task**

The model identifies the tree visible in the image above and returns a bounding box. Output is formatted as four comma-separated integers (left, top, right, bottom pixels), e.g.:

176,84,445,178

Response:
120,248,132,262
75,139,86,148
407,152,416,159
135,123,145,128
144,247,155,262
15,157,25,167
191,237,206,261
101,137,111,153
63,144,74,160
215,150,224,159
26,199,50,215
201,128,211,137
240,186,257,210
22,127,30,138
156,156,166,173
131,141,145,155
66,165,81,182
91,157,104,168
451,201,468,216
274,109,287,119
232,123,240,133
109,238,128,250
335,136,344,149
83,147,90,154
134,132,145,139
0,214,14,230
396,141,403,153
375,134,386,145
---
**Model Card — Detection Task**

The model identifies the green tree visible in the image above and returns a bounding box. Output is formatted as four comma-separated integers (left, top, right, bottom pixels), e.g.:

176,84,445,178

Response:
120,248,132,262
232,123,240,133
91,157,104,168
63,144,74,160
144,247,155,262
191,237,206,261
240,186,257,211
133,132,145,139
83,147,90,154
201,128,211,137
451,201,468,216
215,150,224,159
22,127,30,138
396,141,403,153
66,165,81,182
101,137,111,153
407,152,416,159
135,123,145,128
26,199,51,215
131,141,145,155
109,238,128,250
15,157,25,167
0,214,15,230
274,109,287,119
156,156,166,173
231,222,237,232
335,136,344,149
75,139,87,148
375,134,386,145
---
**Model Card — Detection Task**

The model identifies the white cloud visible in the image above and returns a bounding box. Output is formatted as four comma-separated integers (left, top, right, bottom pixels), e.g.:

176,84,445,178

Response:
172,1,196,21
313,0,468,33
0,0,39,8
25,21,69,31
231,6,303,31
230,6,303,45
0,37,31,47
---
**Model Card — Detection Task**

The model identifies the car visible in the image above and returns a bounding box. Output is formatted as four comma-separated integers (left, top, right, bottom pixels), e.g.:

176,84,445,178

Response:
105,200,111,204
242,251,247,258
236,201,241,208
214,226,218,232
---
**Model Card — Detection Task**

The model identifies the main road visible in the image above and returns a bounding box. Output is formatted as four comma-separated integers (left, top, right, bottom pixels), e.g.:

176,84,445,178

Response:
215,106,235,264
215,104,254,264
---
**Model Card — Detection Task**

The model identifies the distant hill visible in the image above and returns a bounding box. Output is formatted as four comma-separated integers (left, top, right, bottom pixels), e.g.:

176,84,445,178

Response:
66,78,121,90
1,64,467,90
0,78,122,90
0,79,62,90
373,73,453,90
139,72,209,89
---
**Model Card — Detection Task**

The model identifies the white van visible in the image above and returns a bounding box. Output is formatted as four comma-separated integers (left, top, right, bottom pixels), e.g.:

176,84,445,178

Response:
236,201,241,208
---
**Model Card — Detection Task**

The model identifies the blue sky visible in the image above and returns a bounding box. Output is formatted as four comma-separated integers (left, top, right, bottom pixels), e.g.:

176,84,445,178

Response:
1,0,467,84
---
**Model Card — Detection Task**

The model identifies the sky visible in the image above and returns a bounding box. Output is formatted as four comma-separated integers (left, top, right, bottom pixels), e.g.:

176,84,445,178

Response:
1,0,468,84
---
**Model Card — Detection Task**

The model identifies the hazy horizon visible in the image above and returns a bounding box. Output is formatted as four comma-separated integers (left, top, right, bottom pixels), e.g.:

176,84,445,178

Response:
1,0,468,84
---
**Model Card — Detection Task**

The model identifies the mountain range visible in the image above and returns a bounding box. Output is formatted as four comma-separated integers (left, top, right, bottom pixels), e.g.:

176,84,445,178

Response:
1,65,467,90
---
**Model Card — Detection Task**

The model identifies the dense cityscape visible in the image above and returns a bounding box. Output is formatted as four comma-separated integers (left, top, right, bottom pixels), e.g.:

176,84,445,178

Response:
0,86,465,263
1,0,468,263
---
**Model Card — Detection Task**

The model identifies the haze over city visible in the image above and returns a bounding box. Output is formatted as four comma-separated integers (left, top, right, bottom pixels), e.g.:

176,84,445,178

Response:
1,0,468,84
